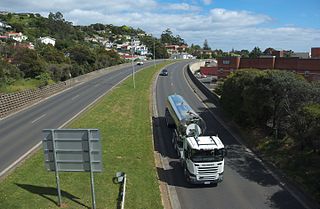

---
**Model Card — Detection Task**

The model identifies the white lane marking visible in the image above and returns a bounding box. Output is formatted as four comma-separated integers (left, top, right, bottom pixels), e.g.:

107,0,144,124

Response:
31,114,46,124
0,140,41,178
71,95,80,100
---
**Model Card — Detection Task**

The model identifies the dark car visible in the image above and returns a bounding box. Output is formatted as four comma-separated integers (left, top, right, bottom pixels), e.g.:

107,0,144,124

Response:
160,69,168,76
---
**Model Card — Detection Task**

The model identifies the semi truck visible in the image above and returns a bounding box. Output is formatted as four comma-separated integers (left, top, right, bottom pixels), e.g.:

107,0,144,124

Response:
165,94,226,185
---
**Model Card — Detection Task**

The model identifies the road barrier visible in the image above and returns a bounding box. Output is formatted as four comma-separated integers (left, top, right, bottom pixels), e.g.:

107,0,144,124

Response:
187,63,220,105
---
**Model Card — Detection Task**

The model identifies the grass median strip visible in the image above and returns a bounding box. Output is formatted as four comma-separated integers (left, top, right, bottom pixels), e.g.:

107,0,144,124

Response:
0,61,173,209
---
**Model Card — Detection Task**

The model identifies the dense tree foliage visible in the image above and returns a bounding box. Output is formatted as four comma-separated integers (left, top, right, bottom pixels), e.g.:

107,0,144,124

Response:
160,28,185,45
249,46,262,58
203,39,211,50
221,69,320,151
0,59,22,86
139,35,169,59
11,48,46,78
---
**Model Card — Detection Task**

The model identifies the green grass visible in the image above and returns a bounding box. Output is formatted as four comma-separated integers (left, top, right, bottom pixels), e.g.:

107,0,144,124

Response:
0,79,55,93
240,128,320,203
0,61,173,209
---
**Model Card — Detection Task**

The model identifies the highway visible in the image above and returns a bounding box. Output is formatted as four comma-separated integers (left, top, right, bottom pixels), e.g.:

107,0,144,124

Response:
0,60,162,177
154,61,311,209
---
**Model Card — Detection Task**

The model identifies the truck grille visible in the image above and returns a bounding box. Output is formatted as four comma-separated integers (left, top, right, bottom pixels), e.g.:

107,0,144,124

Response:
197,165,219,180
198,167,218,174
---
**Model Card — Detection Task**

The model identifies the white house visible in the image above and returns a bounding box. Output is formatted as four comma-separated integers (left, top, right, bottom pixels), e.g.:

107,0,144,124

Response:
39,36,56,46
6,32,27,42
0,21,12,29
171,53,194,59
135,44,148,55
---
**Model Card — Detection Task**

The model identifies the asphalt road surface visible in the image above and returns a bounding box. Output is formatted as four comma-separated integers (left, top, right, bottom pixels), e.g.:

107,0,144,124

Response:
154,61,314,209
0,60,162,177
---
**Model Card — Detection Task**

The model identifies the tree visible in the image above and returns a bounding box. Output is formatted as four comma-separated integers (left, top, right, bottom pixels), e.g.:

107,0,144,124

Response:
140,35,169,59
0,59,22,86
91,23,105,31
47,64,72,81
48,11,64,22
187,44,201,58
203,39,211,50
67,45,96,73
12,48,46,78
263,47,275,55
240,49,250,58
160,28,185,45
220,69,313,140
37,44,69,64
160,28,173,44
249,46,262,58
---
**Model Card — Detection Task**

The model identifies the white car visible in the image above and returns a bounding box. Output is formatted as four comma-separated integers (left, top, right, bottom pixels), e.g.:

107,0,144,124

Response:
137,61,144,65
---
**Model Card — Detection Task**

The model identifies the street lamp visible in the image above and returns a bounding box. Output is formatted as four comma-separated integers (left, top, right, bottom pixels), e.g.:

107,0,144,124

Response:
153,38,156,69
131,37,135,89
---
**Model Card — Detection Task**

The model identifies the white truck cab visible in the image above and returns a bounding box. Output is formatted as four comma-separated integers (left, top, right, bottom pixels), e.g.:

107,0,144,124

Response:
182,136,225,184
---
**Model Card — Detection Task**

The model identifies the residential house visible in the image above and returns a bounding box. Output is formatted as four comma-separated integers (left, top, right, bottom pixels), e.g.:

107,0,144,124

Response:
0,21,12,29
171,53,194,59
39,36,56,46
165,44,179,54
135,44,148,55
5,32,27,42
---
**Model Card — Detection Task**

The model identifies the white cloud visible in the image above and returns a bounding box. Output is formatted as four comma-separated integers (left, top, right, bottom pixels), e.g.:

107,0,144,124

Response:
167,3,201,12
0,1,318,51
209,8,272,27
203,0,213,5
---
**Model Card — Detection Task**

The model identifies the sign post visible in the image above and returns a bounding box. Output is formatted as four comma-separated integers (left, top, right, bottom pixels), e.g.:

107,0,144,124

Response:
42,129,102,209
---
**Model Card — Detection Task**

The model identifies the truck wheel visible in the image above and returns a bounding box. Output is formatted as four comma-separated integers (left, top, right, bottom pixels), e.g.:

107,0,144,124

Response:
176,146,180,157
171,133,175,145
184,167,190,183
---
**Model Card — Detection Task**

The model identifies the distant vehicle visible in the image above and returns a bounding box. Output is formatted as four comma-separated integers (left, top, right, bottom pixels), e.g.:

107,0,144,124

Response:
159,69,168,76
137,61,144,65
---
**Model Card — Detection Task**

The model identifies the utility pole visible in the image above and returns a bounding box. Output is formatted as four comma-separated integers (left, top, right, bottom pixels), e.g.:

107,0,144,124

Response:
131,37,136,89
153,38,156,68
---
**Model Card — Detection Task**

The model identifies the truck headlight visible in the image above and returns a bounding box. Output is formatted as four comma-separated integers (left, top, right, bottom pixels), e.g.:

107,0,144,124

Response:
219,173,224,180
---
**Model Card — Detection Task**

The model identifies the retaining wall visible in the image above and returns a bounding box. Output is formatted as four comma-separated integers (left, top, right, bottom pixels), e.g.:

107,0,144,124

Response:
187,62,220,105
0,63,131,118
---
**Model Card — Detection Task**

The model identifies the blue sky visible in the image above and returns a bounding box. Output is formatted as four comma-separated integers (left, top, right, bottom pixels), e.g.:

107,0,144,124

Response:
0,0,319,51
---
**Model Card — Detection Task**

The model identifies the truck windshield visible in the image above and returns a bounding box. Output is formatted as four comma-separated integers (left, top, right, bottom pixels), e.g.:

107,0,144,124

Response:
190,148,225,162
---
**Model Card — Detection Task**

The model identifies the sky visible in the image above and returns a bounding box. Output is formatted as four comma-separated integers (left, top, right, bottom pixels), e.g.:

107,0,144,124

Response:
0,0,319,52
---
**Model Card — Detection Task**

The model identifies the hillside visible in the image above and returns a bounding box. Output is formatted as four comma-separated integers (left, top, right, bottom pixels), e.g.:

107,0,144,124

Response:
0,11,172,93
